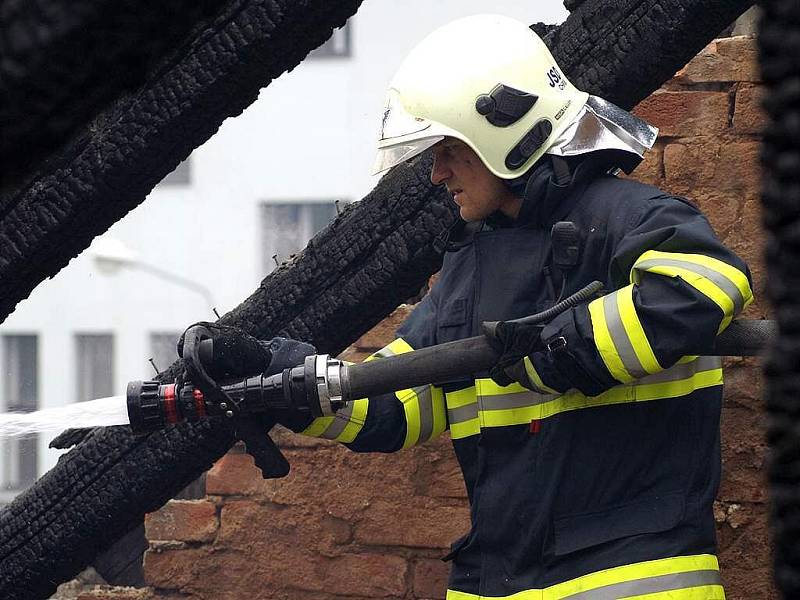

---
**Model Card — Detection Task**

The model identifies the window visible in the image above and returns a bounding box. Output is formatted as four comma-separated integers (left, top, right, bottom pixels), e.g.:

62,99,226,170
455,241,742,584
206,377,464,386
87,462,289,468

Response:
149,332,181,375
309,25,351,59
159,157,191,186
1,335,38,493
76,334,114,402
261,201,342,274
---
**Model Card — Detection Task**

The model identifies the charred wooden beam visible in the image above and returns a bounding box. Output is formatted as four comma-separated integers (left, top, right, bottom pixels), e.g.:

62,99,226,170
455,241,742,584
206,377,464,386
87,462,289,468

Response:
0,0,363,323
0,1,755,597
759,0,800,596
0,0,223,191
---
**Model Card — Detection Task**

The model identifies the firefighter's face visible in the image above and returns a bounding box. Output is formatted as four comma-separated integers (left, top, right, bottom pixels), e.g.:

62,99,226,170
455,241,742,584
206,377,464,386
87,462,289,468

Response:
430,138,520,222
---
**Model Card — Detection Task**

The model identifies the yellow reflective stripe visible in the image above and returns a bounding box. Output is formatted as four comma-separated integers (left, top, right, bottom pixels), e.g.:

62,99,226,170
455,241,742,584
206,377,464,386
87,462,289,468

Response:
478,358,721,428
617,285,661,375
300,397,368,442
640,263,735,330
450,419,480,440
476,379,530,396
446,386,479,408
589,293,633,383
431,386,448,439
445,386,479,440
370,337,414,360
633,250,752,306
523,356,558,393
443,359,720,439
631,250,753,332
446,554,722,600
336,398,368,442
399,386,422,449
379,338,445,448
301,417,333,438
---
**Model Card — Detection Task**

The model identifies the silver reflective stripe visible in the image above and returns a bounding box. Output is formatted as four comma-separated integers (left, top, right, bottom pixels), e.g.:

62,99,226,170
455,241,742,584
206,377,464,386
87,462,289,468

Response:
602,292,649,379
638,355,721,385
561,569,722,600
448,402,478,425
320,402,354,440
636,258,746,315
372,345,398,359
478,389,558,412
415,385,435,442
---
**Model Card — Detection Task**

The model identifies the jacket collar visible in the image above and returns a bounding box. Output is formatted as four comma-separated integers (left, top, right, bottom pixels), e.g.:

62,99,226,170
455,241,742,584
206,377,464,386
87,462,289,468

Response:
487,154,612,230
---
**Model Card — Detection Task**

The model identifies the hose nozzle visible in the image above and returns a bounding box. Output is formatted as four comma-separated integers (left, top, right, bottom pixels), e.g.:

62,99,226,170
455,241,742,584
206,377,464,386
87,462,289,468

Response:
126,381,208,434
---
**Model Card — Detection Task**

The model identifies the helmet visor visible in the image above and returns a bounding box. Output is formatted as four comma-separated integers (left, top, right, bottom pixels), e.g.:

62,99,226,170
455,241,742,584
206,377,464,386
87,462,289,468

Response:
372,136,443,175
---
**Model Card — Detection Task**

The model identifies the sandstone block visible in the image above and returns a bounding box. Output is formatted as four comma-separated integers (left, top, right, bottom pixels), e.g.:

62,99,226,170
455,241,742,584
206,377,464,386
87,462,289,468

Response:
733,83,766,134
629,143,664,187
719,407,768,504
144,548,206,589
206,451,268,496
323,553,408,597
145,500,218,542
664,140,760,199
354,304,413,350
717,504,774,600
77,587,153,600
673,37,759,84
355,499,470,549
413,559,450,599
634,91,729,138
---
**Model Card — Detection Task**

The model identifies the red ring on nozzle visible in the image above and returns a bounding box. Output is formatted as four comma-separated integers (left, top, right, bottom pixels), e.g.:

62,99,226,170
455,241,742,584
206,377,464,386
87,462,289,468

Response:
163,384,179,424
193,389,206,417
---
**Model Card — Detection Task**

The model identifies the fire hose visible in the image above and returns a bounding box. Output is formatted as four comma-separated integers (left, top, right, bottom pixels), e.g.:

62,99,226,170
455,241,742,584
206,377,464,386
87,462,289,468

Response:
127,281,776,440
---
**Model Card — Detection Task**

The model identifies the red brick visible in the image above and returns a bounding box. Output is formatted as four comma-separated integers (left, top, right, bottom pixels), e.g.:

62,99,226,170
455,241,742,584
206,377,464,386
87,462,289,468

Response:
634,91,729,138
355,498,470,549
673,37,759,84
413,559,450,599
733,83,766,134
145,500,217,542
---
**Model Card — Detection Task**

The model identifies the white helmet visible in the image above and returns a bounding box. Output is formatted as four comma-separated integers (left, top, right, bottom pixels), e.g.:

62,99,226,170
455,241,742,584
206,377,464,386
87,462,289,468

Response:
373,14,589,179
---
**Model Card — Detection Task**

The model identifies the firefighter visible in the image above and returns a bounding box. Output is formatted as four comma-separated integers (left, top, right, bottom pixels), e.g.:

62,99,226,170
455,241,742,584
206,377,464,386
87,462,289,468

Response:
285,14,752,599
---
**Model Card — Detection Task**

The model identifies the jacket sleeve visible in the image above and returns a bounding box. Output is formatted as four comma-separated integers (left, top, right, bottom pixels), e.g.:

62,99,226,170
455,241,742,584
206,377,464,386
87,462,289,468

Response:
527,194,754,397
293,293,448,453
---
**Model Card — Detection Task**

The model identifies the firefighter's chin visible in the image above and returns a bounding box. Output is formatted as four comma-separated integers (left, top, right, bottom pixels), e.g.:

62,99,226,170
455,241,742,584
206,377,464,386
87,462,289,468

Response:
455,195,489,223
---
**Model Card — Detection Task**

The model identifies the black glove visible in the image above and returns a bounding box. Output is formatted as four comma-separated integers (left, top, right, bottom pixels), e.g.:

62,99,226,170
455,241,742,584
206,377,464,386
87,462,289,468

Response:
486,320,546,387
177,322,315,479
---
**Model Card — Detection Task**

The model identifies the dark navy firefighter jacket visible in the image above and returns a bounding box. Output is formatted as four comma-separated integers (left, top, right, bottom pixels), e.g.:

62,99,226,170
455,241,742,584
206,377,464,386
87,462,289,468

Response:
296,156,753,599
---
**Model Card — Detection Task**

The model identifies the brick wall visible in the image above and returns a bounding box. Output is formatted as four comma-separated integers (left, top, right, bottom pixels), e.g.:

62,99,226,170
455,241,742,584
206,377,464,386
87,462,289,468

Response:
82,36,773,600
